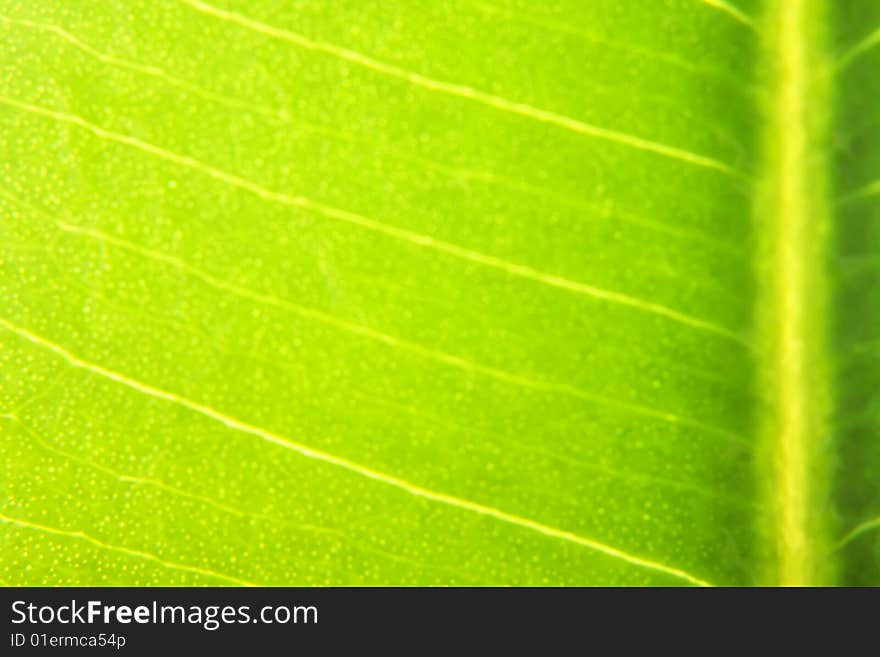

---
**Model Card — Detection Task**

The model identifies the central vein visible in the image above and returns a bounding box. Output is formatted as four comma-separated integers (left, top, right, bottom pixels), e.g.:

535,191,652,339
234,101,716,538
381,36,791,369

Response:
758,0,833,586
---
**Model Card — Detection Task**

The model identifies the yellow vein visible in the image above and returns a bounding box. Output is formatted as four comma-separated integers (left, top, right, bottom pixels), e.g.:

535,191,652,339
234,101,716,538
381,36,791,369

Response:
834,25,880,71
179,0,739,176
354,267,749,389
0,13,746,257
13,190,747,429
45,218,745,443
835,516,880,550
758,0,833,586
3,415,477,582
0,14,744,259
0,96,745,345
456,170,747,258
698,0,757,28
0,513,257,586
0,13,287,122
837,178,880,203
464,0,753,89
4,416,474,581
4,413,332,535
0,319,712,586
351,390,758,510
775,1,813,583
6,191,746,378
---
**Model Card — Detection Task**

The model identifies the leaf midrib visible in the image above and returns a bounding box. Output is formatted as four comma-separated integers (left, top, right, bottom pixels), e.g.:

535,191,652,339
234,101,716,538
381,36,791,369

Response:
757,0,834,586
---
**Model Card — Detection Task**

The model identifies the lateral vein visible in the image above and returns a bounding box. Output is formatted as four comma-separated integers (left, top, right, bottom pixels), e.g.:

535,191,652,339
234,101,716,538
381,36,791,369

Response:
834,25,880,70
699,0,757,28
0,13,745,257
0,95,746,344
178,0,739,175
46,218,745,443
0,513,257,586
0,318,712,586
834,516,880,550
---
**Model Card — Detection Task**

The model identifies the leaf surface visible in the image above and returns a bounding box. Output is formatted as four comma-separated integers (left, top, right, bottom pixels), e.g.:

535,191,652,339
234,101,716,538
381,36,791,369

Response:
0,0,877,586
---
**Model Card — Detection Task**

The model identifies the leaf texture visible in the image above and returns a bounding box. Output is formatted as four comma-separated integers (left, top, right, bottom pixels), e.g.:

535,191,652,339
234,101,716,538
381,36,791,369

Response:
0,0,876,586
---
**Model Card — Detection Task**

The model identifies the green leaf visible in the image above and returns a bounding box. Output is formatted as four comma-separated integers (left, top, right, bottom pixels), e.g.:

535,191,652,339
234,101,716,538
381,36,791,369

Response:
1,0,878,586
